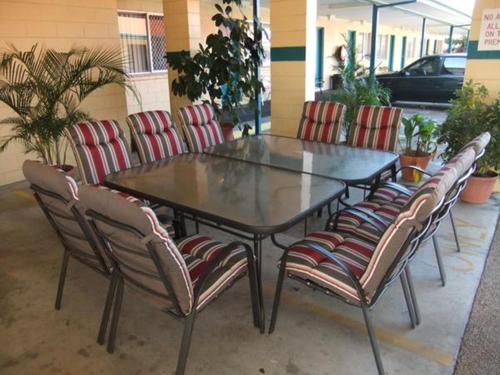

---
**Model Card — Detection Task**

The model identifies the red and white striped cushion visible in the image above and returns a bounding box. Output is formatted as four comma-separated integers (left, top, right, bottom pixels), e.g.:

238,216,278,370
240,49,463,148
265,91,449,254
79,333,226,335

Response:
177,104,224,152
297,101,345,144
177,234,248,310
66,120,132,185
347,105,403,151
127,111,187,163
285,230,377,303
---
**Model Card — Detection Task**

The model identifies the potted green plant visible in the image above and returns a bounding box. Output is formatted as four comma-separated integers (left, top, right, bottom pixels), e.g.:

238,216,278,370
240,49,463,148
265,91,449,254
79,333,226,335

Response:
167,0,265,141
400,114,437,182
437,81,499,203
327,35,391,136
0,44,135,174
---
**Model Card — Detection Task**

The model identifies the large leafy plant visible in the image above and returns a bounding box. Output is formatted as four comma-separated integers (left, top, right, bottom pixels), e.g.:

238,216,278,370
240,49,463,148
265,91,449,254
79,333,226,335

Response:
437,81,500,176
0,44,135,166
167,0,265,126
401,114,437,156
328,36,391,134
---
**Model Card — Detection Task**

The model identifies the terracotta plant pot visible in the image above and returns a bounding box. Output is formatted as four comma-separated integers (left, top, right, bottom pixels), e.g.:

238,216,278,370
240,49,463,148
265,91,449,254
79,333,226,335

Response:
461,172,498,204
399,153,432,183
220,123,235,142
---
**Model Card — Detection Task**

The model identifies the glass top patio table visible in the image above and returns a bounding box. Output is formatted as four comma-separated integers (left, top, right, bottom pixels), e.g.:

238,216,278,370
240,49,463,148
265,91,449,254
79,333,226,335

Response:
205,134,399,184
104,153,345,235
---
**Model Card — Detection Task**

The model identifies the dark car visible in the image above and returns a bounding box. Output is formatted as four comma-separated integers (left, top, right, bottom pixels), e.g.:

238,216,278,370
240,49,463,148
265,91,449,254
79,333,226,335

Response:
376,53,466,103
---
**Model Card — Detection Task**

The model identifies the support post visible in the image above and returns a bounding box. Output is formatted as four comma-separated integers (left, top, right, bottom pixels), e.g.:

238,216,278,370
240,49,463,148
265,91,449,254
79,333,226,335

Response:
253,0,262,135
448,25,454,53
369,4,379,81
419,18,426,57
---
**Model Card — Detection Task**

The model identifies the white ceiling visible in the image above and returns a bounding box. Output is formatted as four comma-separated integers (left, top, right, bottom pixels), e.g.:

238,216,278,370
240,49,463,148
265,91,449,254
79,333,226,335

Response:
317,0,471,35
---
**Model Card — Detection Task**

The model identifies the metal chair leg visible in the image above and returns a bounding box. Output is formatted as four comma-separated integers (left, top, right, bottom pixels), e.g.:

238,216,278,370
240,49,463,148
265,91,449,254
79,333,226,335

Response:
449,210,461,253
55,251,70,310
432,236,446,287
107,277,124,353
405,267,421,326
269,256,287,334
246,247,261,329
97,272,119,345
175,311,197,375
304,217,308,237
400,273,416,329
361,305,385,375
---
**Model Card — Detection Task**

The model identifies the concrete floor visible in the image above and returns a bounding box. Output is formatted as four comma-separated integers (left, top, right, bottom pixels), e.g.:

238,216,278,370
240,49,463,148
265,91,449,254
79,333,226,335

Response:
1,181,499,375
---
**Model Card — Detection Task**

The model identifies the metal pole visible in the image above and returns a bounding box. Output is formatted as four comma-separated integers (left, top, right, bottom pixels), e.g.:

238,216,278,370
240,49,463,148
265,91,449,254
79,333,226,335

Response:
448,25,454,53
369,5,379,82
253,0,262,135
419,18,426,57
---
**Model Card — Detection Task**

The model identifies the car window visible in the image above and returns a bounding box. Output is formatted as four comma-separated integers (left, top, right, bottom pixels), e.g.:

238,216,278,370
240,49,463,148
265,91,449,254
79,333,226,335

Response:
406,58,441,76
442,57,466,75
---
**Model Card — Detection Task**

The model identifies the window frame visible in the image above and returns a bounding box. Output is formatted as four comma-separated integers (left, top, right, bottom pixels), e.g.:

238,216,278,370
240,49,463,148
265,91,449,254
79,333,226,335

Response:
117,9,167,75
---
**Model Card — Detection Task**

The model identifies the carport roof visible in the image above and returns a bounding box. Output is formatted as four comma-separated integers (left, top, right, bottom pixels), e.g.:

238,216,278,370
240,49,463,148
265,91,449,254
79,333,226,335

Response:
317,0,472,36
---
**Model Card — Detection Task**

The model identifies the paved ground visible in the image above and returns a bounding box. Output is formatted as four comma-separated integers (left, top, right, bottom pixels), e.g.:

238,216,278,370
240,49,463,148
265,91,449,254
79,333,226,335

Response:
454,216,500,375
1,178,498,375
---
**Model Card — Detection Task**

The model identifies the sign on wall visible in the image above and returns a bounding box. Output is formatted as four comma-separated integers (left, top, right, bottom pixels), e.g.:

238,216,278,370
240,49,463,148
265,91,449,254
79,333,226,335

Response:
478,9,500,51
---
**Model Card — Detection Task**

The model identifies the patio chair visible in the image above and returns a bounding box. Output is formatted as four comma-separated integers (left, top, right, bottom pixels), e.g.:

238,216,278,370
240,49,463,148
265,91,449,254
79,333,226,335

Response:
127,110,187,164
296,101,346,144
269,160,458,375
177,103,224,152
347,105,403,152
65,120,133,185
66,119,181,237
22,160,110,310
79,185,260,375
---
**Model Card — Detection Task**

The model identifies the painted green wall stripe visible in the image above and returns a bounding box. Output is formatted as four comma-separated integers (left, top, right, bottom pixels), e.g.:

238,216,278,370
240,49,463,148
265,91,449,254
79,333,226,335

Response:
271,47,306,61
467,41,500,60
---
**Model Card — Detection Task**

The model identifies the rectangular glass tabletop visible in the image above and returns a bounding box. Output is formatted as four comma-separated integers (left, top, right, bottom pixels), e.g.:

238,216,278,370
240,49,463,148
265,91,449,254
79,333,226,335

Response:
105,153,345,235
205,134,399,184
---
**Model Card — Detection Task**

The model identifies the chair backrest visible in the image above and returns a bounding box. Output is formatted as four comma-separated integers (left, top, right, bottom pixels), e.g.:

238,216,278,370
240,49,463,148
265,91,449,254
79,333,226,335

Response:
80,185,194,316
22,160,109,273
127,110,187,164
177,103,224,152
361,159,459,302
66,120,133,185
347,105,403,151
297,101,346,144
459,132,491,160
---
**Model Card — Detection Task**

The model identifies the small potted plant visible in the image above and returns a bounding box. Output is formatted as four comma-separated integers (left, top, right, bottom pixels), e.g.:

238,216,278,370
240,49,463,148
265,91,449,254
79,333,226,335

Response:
400,114,437,182
437,81,499,203
0,44,135,174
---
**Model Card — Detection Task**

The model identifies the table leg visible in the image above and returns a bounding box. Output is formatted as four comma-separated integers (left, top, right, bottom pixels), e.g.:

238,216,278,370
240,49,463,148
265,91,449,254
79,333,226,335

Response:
253,234,265,333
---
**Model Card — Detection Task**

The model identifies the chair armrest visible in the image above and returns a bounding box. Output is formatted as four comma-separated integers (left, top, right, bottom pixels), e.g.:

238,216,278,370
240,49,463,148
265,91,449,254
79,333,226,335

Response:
347,206,391,226
396,165,432,177
379,181,415,197
339,208,387,234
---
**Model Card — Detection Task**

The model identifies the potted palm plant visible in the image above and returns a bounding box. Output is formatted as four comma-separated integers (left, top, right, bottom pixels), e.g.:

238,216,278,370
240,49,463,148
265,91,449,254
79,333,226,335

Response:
400,114,437,182
437,81,499,203
0,44,135,173
167,0,265,141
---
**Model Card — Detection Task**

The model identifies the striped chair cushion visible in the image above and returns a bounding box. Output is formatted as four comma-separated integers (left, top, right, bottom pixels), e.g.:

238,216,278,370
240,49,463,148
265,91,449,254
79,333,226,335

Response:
177,235,248,310
347,105,403,151
297,101,345,144
285,230,377,303
127,111,187,163
66,120,132,185
178,104,224,152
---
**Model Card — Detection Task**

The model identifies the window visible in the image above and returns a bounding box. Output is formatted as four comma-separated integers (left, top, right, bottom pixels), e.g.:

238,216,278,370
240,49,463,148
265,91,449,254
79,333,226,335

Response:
406,57,441,76
434,40,444,54
377,35,388,59
118,11,167,74
443,57,466,75
357,33,388,60
406,37,417,60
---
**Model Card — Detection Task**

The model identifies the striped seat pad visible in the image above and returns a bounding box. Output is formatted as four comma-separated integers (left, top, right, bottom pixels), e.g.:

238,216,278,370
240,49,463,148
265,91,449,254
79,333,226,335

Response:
127,111,186,163
297,101,345,144
178,104,224,152
347,105,403,151
177,235,248,310
285,230,377,303
66,120,132,185
371,184,418,208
